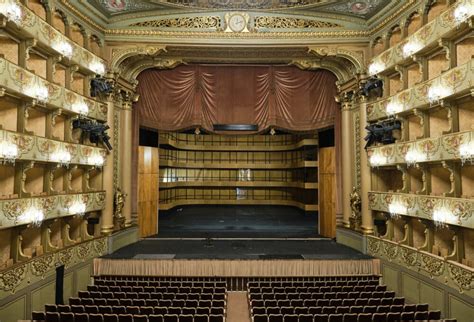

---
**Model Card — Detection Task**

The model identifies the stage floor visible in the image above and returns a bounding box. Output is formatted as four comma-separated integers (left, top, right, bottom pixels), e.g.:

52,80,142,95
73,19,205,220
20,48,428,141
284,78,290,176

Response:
155,205,319,238
104,239,372,260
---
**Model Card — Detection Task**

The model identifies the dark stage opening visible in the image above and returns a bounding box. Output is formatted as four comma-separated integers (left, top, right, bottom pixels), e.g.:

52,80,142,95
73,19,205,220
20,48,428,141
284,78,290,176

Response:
154,205,319,239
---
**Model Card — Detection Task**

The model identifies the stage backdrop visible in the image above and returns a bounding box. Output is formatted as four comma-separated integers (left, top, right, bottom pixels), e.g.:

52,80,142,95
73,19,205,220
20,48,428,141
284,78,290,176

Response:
135,65,339,132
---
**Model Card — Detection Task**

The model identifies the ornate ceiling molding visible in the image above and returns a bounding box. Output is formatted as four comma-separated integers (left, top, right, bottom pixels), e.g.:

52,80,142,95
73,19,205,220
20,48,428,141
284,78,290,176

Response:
110,45,168,71
254,16,342,29
129,16,221,29
308,46,365,74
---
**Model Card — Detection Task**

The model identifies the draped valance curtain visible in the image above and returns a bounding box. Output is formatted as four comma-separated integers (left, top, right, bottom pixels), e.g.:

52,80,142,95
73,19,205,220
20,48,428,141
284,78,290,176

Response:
135,65,339,132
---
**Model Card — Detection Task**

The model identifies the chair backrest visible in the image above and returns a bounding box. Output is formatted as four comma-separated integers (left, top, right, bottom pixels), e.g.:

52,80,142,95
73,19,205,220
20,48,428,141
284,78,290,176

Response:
298,314,313,322
282,314,298,322
118,314,134,322
342,313,358,322
193,314,209,322
268,314,283,322
252,314,268,322
357,313,372,322
32,311,46,320
89,313,104,322
328,314,344,322
74,313,89,322
103,314,119,322
148,315,164,322
178,315,193,322
163,314,178,322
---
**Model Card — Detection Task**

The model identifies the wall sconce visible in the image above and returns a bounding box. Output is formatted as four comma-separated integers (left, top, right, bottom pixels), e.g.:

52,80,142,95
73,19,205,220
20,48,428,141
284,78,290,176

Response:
52,39,73,59
369,153,387,167
19,206,44,227
0,0,22,24
71,100,89,115
24,79,49,102
405,148,427,166
402,39,423,58
90,60,106,75
0,138,18,164
88,153,104,167
454,3,474,24
427,83,453,104
388,200,407,218
386,101,404,115
460,141,474,165
432,206,455,228
50,148,71,167
368,61,385,75
68,201,86,216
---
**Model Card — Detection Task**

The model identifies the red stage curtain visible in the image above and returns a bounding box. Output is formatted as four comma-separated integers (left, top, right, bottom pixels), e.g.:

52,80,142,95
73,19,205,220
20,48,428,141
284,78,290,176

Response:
135,65,339,132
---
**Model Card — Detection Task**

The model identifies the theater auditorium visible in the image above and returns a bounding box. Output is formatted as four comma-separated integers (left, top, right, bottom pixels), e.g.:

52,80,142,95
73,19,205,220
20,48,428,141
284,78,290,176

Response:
0,0,472,322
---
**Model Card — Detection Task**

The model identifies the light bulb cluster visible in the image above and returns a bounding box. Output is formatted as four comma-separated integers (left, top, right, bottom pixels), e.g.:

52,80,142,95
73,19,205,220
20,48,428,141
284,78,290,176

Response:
368,61,386,75
88,153,104,167
90,60,106,75
19,206,44,227
369,153,387,167
68,201,86,216
405,149,427,166
388,200,407,218
0,0,22,24
402,39,423,58
459,141,474,165
454,3,474,24
386,101,404,115
71,99,89,115
25,79,49,102
427,84,453,103
432,206,456,228
50,148,71,166
52,39,73,59
0,138,18,163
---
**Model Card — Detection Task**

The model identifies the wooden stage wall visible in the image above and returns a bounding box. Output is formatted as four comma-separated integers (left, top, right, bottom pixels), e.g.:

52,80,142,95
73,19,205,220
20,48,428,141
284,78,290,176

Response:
319,147,336,238
94,258,380,277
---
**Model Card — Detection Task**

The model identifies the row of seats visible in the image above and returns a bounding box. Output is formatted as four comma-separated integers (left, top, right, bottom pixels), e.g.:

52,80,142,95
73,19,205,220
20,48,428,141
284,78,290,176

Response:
248,285,386,294
247,281,380,288
79,291,225,300
70,297,225,307
93,281,227,288
88,285,226,293
252,312,442,322
43,304,225,315
250,297,403,308
251,304,434,315
250,292,398,303
36,312,224,322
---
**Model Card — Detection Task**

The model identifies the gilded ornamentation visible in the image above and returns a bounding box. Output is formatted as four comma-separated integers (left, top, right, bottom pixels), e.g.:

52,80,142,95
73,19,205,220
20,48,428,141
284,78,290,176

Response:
76,243,91,260
94,238,107,254
420,252,445,277
447,262,473,291
58,247,74,268
367,237,380,255
31,254,55,278
130,16,221,29
382,242,398,260
3,200,27,222
254,17,342,29
400,247,418,267
0,265,27,292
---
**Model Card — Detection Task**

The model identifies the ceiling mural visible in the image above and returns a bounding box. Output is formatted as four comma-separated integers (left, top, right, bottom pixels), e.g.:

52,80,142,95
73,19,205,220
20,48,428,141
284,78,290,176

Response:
89,0,392,19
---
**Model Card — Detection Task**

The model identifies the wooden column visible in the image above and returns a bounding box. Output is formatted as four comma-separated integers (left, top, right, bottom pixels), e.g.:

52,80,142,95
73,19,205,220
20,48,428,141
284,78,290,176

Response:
319,147,336,238
138,146,159,237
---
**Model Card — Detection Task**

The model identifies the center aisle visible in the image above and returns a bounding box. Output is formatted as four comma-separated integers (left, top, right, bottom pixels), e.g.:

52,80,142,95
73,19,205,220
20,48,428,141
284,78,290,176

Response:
226,291,251,322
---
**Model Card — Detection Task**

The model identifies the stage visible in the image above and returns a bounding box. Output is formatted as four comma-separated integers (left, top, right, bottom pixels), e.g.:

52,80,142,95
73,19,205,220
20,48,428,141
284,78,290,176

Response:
95,238,379,279
156,205,319,238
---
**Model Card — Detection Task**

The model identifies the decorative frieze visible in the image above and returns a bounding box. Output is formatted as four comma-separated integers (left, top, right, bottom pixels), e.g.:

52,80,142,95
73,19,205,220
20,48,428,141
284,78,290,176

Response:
0,129,107,166
369,0,473,76
368,191,474,229
367,58,474,121
0,58,107,121
0,191,106,229
130,16,221,29
367,130,474,166
254,17,342,29
0,237,107,294
0,4,105,75
367,236,474,293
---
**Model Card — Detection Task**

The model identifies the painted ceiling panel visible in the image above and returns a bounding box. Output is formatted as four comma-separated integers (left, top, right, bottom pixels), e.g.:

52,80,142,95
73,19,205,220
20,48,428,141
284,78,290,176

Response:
89,0,392,19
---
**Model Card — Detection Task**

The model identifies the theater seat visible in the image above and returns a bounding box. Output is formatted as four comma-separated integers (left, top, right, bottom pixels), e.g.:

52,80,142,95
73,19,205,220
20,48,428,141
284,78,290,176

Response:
74,313,89,322
148,315,164,322
253,314,268,322
89,313,104,322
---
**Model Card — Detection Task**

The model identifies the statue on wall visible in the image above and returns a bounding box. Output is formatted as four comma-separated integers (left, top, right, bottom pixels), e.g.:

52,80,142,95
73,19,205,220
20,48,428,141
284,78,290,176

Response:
349,186,361,229
114,188,126,228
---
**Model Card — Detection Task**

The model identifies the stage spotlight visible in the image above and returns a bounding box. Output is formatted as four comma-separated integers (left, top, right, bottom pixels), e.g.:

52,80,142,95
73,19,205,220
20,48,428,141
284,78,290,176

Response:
90,75,113,97
73,118,113,151
364,119,401,149
360,76,383,98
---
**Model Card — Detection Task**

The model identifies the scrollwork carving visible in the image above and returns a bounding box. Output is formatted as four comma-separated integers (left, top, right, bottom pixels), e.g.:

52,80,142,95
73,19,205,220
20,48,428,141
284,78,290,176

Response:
130,17,221,29
0,265,26,292
254,17,341,29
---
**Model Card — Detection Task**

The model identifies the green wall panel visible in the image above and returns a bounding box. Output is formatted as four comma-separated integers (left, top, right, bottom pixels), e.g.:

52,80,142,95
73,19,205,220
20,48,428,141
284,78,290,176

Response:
448,295,474,322
31,281,55,313
0,295,26,322
382,264,399,293
76,263,92,293
401,273,419,304
420,281,444,314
